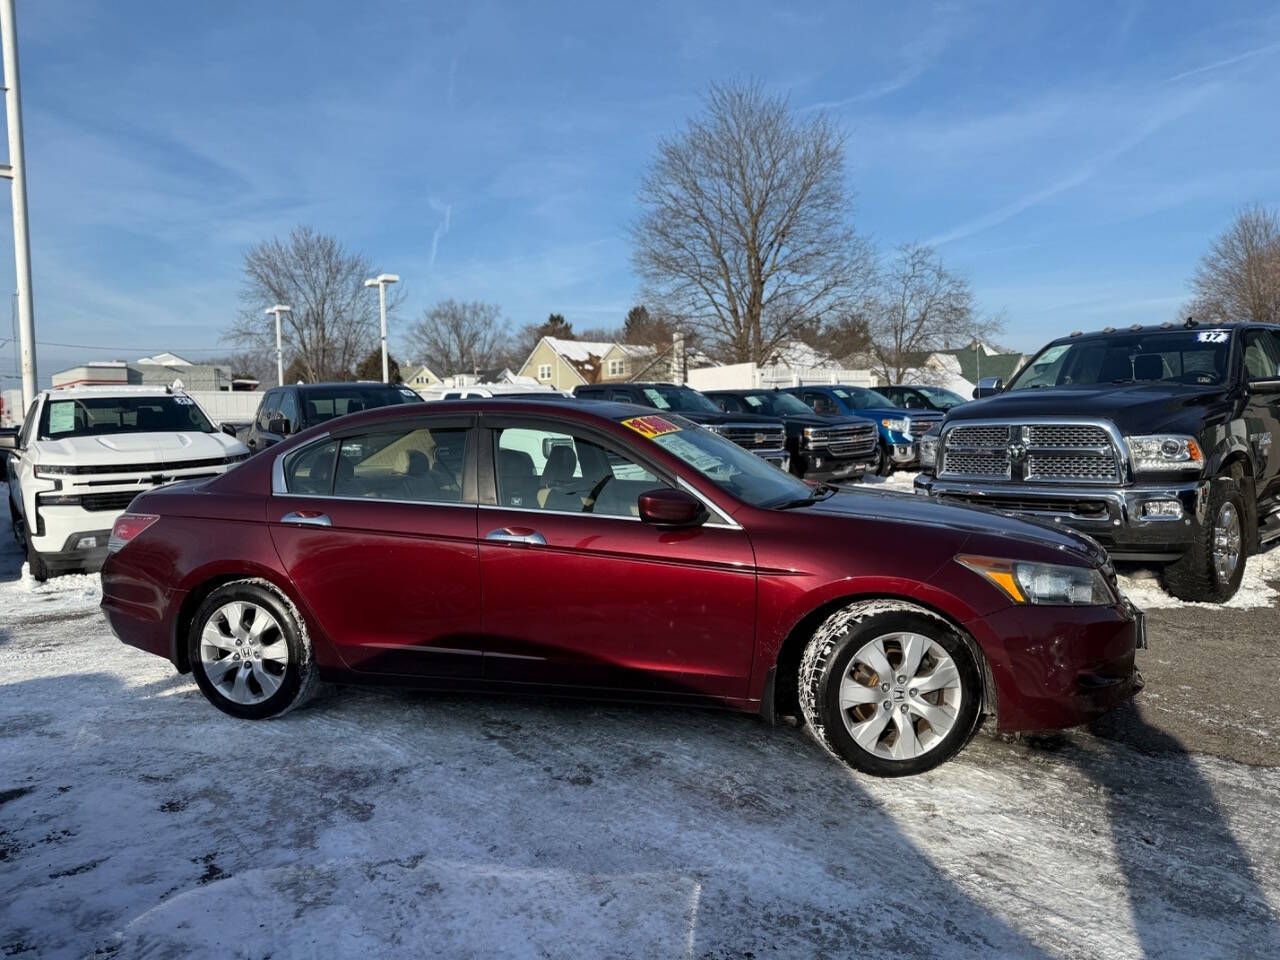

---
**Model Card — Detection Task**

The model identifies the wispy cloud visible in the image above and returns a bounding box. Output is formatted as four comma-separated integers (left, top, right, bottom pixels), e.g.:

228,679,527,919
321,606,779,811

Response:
926,83,1217,247
428,199,452,270
1166,40,1280,82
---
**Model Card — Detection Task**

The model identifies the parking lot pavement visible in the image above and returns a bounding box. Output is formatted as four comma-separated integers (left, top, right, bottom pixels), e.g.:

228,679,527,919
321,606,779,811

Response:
1,509,1278,959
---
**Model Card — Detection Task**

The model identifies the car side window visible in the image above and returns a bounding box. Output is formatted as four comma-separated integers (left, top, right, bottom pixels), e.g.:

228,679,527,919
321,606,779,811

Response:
608,390,633,403
285,440,339,495
333,427,468,503
278,390,300,431
493,426,668,517
256,391,278,432
1243,330,1280,381
803,392,833,415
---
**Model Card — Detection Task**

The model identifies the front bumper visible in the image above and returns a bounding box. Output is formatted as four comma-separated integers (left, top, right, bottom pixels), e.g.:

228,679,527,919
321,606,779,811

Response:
887,441,919,466
796,445,876,480
914,474,1208,561
965,601,1143,731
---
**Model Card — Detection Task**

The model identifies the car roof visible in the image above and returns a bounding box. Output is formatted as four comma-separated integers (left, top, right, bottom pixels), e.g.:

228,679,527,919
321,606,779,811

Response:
282,382,408,392
44,385,177,399
1053,319,1275,343
308,397,646,430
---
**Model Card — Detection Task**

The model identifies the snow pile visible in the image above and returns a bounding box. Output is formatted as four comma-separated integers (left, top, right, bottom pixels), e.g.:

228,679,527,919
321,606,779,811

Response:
1117,544,1280,610
863,470,920,492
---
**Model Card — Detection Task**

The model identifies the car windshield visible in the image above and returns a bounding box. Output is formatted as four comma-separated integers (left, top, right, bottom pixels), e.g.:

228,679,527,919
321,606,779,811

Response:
915,386,966,409
737,392,813,416
831,386,893,409
302,387,419,423
1007,330,1234,390
39,395,215,440
626,415,811,508
639,385,721,413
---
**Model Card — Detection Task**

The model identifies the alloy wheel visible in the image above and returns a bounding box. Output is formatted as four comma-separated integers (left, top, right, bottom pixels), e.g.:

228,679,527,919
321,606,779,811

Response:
199,601,290,705
1213,501,1242,585
836,631,963,760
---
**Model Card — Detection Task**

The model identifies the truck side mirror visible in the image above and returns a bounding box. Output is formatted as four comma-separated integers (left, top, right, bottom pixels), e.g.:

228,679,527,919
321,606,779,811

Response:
268,416,291,436
974,376,1004,399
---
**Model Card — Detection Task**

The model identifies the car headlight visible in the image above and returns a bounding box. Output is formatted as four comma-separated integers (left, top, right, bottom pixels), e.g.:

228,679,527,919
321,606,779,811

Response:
880,417,909,433
957,555,1115,605
919,426,941,469
1124,434,1203,473
34,463,73,477
703,424,726,435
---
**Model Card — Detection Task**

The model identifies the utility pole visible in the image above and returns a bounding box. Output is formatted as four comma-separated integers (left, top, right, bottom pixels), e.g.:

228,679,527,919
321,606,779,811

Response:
364,274,399,382
0,0,37,410
265,305,292,385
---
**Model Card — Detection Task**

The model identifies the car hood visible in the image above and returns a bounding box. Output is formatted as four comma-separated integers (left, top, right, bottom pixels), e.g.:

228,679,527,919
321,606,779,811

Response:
34,431,249,467
950,382,1229,434
800,488,1105,566
679,411,784,427
782,413,876,429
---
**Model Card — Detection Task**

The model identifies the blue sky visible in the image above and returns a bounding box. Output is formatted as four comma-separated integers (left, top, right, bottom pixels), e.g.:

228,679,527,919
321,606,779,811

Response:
2,0,1279,386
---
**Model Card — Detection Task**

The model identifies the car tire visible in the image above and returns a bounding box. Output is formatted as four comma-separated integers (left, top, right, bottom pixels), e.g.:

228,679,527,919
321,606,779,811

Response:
188,579,321,720
1160,473,1248,603
798,602,983,777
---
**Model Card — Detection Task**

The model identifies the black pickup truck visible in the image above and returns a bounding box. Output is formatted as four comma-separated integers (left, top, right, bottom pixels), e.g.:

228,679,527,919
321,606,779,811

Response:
243,382,423,453
915,320,1280,602
702,388,879,482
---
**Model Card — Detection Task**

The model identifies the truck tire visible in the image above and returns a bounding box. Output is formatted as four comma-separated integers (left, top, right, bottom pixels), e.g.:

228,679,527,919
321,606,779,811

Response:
872,442,893,477
24,529,50,582
798,601,983,777
1160,473,1248,603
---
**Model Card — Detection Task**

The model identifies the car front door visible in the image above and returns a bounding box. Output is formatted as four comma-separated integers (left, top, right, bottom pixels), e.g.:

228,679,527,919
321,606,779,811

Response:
476,416,758,699
1241,328,1280,500
268,415,483,677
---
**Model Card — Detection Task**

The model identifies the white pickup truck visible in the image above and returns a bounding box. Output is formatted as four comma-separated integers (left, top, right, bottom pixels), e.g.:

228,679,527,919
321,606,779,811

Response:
2,385,250,580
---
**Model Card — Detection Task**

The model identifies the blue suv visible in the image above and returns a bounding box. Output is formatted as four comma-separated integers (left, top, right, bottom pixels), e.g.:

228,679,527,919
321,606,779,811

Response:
780,385,944,475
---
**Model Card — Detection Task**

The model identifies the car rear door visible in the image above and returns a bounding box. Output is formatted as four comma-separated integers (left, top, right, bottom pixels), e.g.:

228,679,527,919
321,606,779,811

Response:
1241,328,1280,500
476,415,758,699
268,413,483,677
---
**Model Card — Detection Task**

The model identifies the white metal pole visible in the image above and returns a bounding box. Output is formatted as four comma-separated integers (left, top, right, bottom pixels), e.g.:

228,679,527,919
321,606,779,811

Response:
0,0,37,410
274,310,283,385
378,281,388,382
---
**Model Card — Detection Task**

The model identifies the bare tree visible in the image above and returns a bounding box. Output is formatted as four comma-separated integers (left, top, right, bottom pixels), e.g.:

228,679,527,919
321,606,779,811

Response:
632,80,873,363
407,300,511,376
865,243,996,385
1190,205,1280,324
227,227,398,382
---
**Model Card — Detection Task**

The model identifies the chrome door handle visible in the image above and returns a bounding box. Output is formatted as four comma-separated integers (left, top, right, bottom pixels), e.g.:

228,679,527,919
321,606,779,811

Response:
485,526,546,546
281,511,331,527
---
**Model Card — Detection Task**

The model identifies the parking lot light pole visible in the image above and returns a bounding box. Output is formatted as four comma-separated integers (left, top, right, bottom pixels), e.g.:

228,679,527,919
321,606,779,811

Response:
265,304,292,385
364,274,398,382
0,0,37,410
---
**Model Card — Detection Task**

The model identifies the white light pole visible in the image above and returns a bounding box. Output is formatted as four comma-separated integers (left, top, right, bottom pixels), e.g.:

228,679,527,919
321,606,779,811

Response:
0,0,37,410
364,273,398,382
265,304,292,385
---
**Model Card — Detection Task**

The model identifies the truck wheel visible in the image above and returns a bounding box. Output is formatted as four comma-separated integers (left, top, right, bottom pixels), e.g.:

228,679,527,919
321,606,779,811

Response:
24,530,50,582
798,602,983,777
1160,475,1247,603
872,443,893,477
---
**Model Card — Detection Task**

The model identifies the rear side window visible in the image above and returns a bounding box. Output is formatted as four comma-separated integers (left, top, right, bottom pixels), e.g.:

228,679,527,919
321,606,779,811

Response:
256,391,278,431
332,427,468,503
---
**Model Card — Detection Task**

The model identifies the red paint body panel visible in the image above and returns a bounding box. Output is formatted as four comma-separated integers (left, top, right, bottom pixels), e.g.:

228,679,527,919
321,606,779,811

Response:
101,399,1141,734
478,508,756,697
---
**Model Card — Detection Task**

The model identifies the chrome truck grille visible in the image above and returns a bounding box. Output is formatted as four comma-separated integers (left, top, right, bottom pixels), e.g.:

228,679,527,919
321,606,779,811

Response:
810,423,878,457
939,422,1121,484
719,423,787,451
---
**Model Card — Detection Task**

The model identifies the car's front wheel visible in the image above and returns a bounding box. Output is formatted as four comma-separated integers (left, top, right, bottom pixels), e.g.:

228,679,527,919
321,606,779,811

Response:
799,602,983,777
188,580,320,719
1160,473,1248,603
871,442,893,477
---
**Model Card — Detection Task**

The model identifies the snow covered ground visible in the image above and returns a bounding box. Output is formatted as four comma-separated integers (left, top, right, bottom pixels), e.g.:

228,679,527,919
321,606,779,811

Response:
2,511,1279,958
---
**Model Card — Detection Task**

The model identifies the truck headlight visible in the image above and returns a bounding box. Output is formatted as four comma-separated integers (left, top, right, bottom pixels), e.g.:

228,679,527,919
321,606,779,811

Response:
880,417,909,433
1124,434,1203,473
957,555,1115,605
703,424,726,436
919,426,941,469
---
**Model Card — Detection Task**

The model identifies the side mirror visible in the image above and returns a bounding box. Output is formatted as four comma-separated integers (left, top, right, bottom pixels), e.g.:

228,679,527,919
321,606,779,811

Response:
221,423,239,438
0,431,17,452
1249,377,1280,394
267,416,291,436
973,376,1004,399
638,487,707,528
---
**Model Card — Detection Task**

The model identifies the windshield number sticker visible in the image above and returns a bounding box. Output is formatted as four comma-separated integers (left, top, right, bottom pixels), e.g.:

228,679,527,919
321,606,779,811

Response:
1197,330,1228,343
623,415,681,439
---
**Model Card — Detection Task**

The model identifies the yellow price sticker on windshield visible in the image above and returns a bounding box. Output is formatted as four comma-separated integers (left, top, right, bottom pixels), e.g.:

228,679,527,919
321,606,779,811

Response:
622,415,681,439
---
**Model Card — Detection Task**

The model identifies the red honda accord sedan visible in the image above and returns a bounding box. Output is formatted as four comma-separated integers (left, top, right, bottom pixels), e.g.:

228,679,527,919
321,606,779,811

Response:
101,399,1143,776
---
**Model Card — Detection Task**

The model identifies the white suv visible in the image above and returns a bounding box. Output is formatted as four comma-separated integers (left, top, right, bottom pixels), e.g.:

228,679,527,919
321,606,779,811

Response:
2,385,251,580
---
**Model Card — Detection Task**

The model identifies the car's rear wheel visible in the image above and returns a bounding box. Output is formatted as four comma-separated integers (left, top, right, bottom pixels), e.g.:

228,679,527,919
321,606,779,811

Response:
799,603,983,777
188,580,319,719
